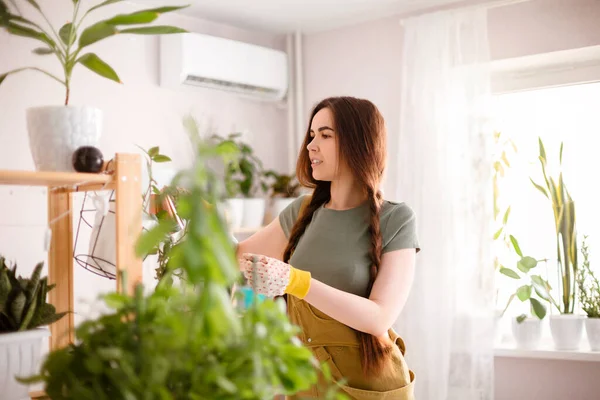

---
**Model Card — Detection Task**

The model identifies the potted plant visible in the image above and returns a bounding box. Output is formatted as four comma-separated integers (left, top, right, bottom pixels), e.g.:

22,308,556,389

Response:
498,234,558,349
0,0,187,172
19,120,345,399
212,133,268,230
264,170,301,223
0,257,66,400
577,235,600,350
531,138,584,350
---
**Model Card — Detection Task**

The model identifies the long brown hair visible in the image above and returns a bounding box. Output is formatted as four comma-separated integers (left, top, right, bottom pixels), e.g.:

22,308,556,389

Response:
283,96,392,375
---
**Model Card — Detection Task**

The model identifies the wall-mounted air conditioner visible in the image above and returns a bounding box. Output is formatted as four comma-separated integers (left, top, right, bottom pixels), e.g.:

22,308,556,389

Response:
160,32,289,101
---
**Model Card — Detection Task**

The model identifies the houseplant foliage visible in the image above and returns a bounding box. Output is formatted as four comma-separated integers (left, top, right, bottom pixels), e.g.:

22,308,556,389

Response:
530,137,578,314
264,170,300,198
0,257,66,332
0,0,188,105
577,236,600,318
21,117,344,399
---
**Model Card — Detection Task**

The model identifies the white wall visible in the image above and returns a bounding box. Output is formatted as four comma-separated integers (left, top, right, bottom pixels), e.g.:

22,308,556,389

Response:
302,0,600,398
0,0,287,330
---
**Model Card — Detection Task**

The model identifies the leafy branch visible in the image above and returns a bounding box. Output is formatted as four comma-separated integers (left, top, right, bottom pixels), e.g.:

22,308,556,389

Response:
0,0,188,105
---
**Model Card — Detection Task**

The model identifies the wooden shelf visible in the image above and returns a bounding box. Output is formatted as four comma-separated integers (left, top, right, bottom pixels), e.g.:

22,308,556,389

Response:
0,169,113,191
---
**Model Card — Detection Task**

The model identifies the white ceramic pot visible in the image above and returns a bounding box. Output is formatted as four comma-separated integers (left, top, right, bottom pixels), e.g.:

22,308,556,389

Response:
242,198,266,229
270,197,296,222
512,317,542,349
225,198,244,230
549,314,584,350
26,105,102,172
0,328,50,400
585,318,600,351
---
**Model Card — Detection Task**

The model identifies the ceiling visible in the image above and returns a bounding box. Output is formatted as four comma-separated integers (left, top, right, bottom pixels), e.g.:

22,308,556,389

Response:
136,0,464,33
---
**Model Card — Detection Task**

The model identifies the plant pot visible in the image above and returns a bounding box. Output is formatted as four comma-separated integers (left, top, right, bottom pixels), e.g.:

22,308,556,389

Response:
86,199,117,279
26,105,102,172
269,197,296,222
242,198,266,229
585,318,600,351
0,328,50,400
549,314,584,350
511,317,542,349
224,198,244,230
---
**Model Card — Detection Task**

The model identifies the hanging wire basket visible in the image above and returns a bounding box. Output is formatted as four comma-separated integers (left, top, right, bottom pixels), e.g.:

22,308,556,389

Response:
73,190,117,280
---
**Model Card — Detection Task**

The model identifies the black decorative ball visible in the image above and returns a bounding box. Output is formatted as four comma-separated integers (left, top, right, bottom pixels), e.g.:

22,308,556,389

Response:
72,146,104,173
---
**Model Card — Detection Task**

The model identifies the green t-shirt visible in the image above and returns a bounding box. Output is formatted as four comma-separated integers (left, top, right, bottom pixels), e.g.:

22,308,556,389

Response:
279,195,420,298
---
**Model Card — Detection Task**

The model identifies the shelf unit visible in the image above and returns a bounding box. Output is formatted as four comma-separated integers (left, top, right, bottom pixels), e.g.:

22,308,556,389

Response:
0,153,143,354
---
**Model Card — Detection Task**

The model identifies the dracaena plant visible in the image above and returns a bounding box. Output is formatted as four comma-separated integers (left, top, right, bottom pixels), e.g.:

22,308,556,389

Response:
0,0,188,105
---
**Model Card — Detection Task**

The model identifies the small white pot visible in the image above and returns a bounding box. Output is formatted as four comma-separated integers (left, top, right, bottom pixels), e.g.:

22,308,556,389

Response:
270,197,296,221
26,105,102,172
242,198,266,229
512,317,542,349
0,328,50,400
549,314,585,350
225,198,244,230
585,318,600,351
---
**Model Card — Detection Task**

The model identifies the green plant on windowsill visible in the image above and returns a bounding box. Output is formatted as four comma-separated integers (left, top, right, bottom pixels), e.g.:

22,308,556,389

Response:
264,170,301,198
19,117,347,399
0,0,188,105
530,137,579,314
577,235,600,318
212,133,268,199
499,235,560,323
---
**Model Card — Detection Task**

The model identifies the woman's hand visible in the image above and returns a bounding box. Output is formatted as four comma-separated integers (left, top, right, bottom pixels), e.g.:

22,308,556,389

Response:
239,253,312,299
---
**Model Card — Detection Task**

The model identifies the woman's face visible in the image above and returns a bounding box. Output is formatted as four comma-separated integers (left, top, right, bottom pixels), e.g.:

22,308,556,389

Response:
307,108,347,182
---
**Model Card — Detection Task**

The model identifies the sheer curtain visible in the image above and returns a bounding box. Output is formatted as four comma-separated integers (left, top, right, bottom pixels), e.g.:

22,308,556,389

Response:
392,7,496,400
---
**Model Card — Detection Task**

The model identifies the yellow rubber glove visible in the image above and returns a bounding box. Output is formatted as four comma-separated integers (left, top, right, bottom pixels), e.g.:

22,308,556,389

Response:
240,253,312,299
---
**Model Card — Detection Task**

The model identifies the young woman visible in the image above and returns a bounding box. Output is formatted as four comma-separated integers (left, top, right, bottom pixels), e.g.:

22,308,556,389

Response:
236,96,420,399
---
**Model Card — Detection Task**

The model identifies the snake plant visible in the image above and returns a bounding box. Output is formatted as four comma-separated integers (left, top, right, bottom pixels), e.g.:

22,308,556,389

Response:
530,137,578,314
0,256,66,332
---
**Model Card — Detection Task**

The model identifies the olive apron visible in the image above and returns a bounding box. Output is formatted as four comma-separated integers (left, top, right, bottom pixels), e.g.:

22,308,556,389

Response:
285,294,415,400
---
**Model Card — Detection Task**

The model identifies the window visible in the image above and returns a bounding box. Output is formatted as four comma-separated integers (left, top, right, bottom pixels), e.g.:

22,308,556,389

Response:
492,82,600,318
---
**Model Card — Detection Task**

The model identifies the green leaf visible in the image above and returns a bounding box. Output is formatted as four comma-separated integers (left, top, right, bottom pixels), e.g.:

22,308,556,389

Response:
77,53,121,83
10,291,26,323
538,137,547,163
516,314,527,323
25,0,40,10
7,22,55,47
152,155,171,163
148,146,159,157
502,206,511,225
119,26,187,35
86,0,122,14
0,72,8,85
32,47,54,55
78,22,118,48
58,22,75,46
104,11,160,25
135,219,174,257
516,285,532,301
500,267,520,279
509,235,523,257
559,141,564,165
517,256,537,273
530,297,547,319
530,178,549,199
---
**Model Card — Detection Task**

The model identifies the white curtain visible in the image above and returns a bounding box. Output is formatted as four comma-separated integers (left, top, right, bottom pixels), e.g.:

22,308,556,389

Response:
393,7,496,400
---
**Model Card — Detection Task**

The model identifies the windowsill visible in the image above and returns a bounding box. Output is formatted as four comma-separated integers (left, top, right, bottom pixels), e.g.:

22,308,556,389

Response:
495,340,600,362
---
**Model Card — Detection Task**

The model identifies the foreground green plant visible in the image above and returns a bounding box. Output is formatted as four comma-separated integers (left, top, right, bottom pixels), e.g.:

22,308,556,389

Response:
0,0,187,104
20,116,346,399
